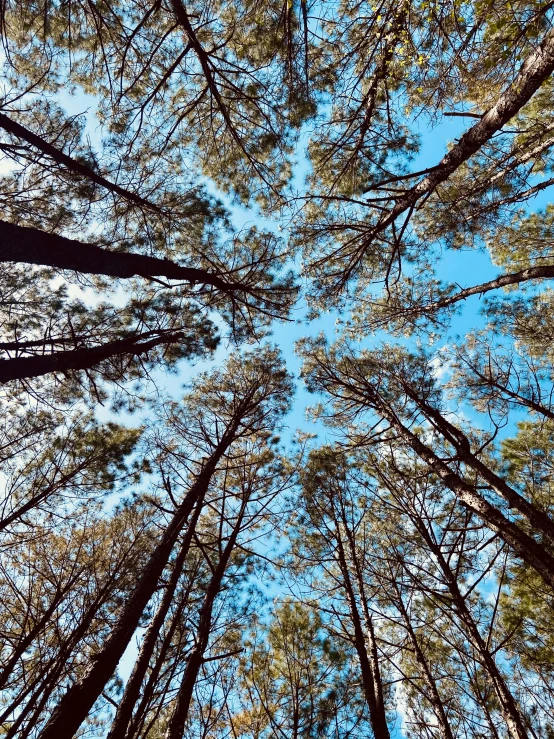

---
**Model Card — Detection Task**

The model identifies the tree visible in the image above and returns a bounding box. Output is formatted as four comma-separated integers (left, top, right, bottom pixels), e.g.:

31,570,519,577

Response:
37,346,293,739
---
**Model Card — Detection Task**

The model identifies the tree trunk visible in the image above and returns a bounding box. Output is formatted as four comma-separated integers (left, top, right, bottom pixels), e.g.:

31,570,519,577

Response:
428,541,530,739
392,582,455,739
337,505,390,739
367,26,554,246
38,429,237,739
164,501,247,739
366,385,554,588
0,112,161,212
333,528,390,739
0,330,186,383
401,382,554,545
0,218,239,292
106,505,204,739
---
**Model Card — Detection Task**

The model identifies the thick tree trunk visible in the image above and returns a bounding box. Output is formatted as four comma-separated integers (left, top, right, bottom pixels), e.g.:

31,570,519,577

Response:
38,429,237,739
106,504,204,739
0,330,186,383
0,218,240,292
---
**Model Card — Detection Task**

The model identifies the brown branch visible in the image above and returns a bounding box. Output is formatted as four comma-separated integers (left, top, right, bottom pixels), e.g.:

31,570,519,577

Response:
0,112,163,213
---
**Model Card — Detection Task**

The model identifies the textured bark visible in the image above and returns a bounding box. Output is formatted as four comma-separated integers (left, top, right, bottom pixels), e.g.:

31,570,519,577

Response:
0,112,161,212
0,218,242,293
38,426,238,739
106,505,204,739
421,265,554,314
0,330,186,383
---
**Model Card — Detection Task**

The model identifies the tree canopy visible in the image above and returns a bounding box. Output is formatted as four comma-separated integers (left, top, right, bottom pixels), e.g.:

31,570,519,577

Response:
2,1,554,737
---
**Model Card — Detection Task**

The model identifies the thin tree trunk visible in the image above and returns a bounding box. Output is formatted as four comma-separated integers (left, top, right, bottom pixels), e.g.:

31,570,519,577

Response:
423,535,529,739
0,112,161,212
416,265,554,315
106,505,204,739
165,500,248,739
126,595,191,739
368,27,554,243
400,381,554,545
333,527,390,739
392,581,455,739
337,505,390,739
38,427,238,739
360,383,554,587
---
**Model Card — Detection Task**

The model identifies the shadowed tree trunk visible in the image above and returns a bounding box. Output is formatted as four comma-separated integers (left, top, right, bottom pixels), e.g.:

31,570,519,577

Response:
0,330,189,384
0,218,243,293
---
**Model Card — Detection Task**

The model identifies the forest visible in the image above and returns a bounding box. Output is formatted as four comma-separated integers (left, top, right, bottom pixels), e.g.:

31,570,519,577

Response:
1,0,554,737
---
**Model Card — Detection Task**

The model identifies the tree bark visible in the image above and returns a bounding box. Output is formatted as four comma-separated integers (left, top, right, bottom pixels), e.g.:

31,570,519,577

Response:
0,330,187,383
0,218,242,293
333,27,554,283
336,503,390,739
417,265,554,315
38,426,238,739
360,383,554,588
399,380,554,545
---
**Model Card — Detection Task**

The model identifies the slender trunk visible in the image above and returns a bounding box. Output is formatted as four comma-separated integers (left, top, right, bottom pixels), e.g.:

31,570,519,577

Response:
0,330,186,383
392,584,455,739
366,27,554,246
0,112,160,212
126,595,191,739
423,533,529,739
165,502,247,739
421,265,554,315
333,527,390,739
0,218,242,292
106,505,204,739
0,591,67,689
365,384,554,588
38,430,236,739
402,383,554,545
338,507,390,739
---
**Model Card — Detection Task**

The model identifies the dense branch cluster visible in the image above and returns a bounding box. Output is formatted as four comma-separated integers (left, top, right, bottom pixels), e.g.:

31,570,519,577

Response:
1,1,554,738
